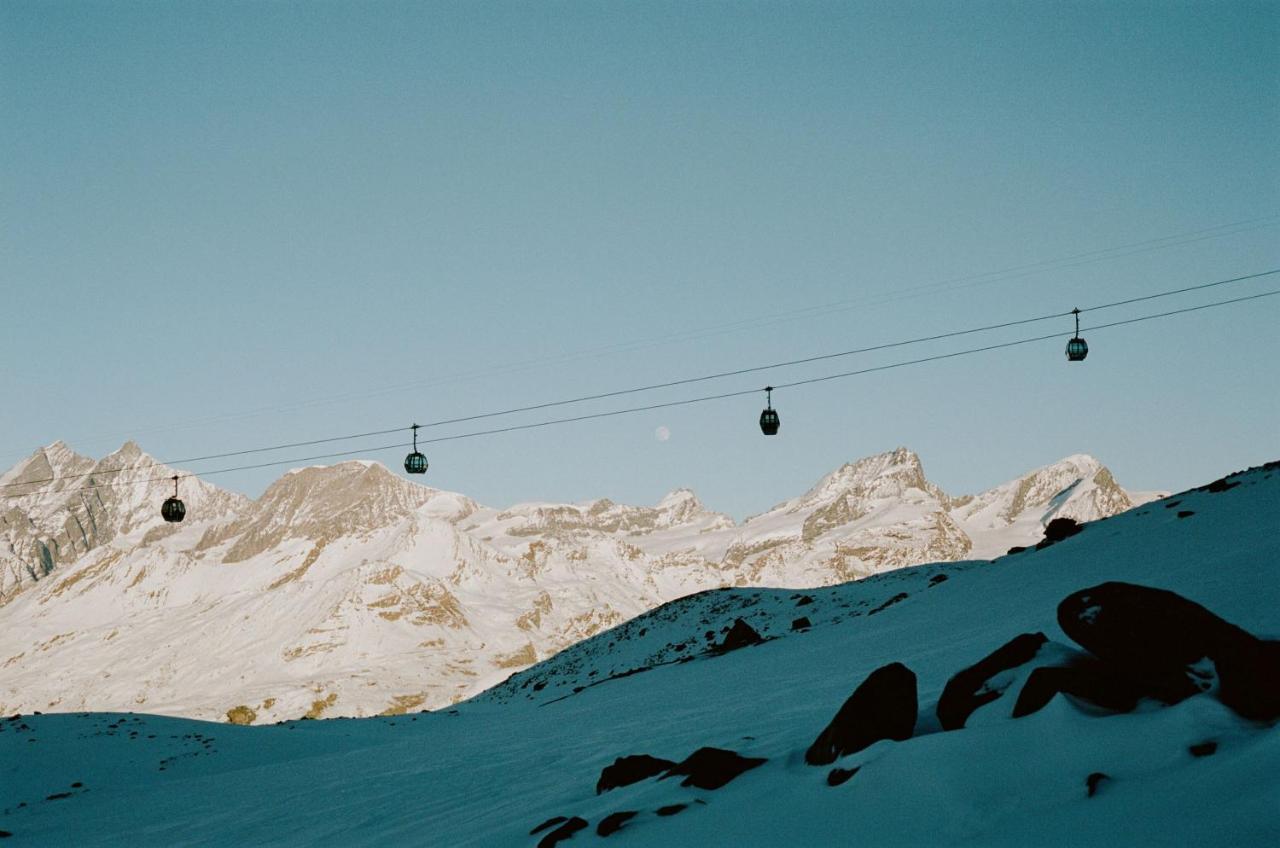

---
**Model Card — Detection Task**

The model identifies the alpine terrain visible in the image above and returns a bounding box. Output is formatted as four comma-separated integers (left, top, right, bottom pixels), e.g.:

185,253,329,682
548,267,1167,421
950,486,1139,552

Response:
1,442,1154,722
0,460,1275,846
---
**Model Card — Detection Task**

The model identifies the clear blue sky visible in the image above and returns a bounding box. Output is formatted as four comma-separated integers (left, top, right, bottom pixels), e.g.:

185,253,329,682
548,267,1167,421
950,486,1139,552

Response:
2,1,1277,518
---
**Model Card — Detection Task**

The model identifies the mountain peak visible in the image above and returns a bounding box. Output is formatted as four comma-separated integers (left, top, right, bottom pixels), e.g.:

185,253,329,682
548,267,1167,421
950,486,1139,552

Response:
0,441,95,491
101,440,150,466
795,447,934,508
657,487,699,509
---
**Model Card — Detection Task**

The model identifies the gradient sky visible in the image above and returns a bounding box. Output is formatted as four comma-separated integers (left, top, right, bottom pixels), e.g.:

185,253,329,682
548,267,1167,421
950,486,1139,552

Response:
2,1,1278,519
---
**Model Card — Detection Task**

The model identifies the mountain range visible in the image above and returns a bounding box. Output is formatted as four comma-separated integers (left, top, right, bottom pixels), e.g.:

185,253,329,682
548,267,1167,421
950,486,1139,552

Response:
2,458,1273,846
0,441,1156,721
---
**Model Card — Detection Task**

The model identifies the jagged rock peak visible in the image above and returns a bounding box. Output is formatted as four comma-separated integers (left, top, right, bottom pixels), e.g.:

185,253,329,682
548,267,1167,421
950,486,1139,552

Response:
0,441,96,492
655,487,705,517
259,460,434,510
794,447,939,509
657,487,699,508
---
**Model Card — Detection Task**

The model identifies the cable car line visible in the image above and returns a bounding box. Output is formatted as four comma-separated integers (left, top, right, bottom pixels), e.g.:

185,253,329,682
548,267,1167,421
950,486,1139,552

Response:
1080,268,1280,312
408,266,1280,433
11,214,1270,469
770,288,1279,392
4,285,1275,505
5,266,1276,497
3,271,1277,494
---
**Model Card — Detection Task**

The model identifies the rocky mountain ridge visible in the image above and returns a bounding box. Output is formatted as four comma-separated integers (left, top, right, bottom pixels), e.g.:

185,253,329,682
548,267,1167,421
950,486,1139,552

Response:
0,441,1154,721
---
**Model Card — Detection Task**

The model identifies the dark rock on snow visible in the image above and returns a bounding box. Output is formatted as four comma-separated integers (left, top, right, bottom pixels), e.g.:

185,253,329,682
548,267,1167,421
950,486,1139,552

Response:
1044,517,1083,542
791,616,812,631
536,816,588,848
1012,659,1143,718
1086,772,1109,798
1036,517,1083,549
596,754,676,794
827,766,860,786
868,592,909,616
1189,741,1218,758
805,662,918,766
529,816,568,836
710,619,764,654
937,632,1047,730
1058,582,1280,720
661,747,767,790
596,811,638,837
656,803,688,816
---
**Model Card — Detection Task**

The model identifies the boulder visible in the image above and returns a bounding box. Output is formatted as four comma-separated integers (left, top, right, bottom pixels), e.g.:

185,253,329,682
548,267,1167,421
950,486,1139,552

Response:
1214,639,1280,721
827,766,860,786
1036,517,1083,550
1044,517,1083,542
937,632,1047,730
805,662,917,766
1012,660,1143,718
1058,582,1280,719
596,754,676,794
596,811,638,837
711,619,764,654
530,817,567,836
536,817,587,848
661,747,767,790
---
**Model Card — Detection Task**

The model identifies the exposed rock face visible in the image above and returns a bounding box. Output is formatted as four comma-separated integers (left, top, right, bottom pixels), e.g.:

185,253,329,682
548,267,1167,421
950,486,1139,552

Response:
805,662,918,766
215,463,442,562
1057,582,1278,715
596,755,676,794
660,747,767,790
710,619,763,654
1038,517,1083,548
937,632,1047,730
596,811,638,837
1008,583,1280,722
1012,660,1143,718
827,766,860,786
1216,640,1280,721
0,442,246,603
535,816,587,848
0,442,1151,721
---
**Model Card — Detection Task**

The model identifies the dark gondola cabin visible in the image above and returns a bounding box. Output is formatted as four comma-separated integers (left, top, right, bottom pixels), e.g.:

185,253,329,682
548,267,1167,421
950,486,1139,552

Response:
759,386,780,436
404,423,428,474
161,475,185,523
1065,307,1088,362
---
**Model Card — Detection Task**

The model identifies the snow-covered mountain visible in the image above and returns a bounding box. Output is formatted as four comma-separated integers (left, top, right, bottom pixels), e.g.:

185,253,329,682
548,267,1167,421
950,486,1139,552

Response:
1,461,1274,846
0,442,1155,722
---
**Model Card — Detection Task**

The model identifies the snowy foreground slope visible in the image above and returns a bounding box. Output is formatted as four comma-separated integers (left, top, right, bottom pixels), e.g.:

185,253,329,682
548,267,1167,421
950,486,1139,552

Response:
2,461,1276,846
0,443,1149,721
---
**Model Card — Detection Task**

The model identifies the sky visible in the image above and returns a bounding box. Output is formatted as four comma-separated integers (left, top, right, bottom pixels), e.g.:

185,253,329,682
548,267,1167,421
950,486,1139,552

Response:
1,1,1277,519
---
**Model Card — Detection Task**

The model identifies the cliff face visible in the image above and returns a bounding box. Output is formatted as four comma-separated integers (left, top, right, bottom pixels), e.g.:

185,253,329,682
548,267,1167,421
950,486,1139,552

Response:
0,442,1152,721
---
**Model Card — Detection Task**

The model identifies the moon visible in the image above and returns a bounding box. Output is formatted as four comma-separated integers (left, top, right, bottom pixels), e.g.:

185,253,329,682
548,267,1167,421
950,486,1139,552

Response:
655,425,671,442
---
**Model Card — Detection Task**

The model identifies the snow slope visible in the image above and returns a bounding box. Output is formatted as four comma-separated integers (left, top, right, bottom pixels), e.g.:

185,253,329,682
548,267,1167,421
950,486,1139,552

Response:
1,444,1153,720
1,461,1275,846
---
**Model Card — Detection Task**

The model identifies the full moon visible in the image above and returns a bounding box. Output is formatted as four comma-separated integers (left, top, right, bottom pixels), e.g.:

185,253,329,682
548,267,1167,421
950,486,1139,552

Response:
655,425,671,442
